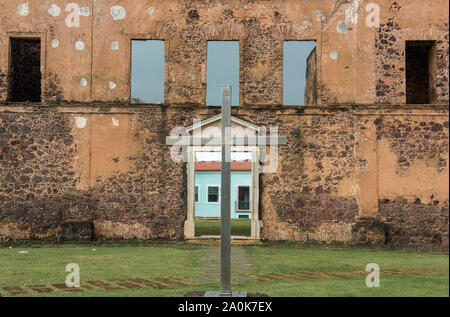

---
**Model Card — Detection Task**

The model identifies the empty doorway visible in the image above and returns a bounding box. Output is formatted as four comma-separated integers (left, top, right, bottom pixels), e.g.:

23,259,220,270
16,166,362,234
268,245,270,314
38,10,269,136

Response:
183,114,262,240
194,151,252,237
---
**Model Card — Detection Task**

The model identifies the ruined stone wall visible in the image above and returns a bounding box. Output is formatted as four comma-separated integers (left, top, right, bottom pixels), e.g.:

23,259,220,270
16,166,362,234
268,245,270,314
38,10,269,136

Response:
376,113,449,249
0,107,188,240
0,106,209,240
374,3,449,104
0,1,449,248
1,105,448,249
1,0,447,105
305,47,317,105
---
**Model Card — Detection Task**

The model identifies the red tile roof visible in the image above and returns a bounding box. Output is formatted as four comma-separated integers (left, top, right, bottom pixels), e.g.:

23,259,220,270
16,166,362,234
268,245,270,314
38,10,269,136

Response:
195,161,252,171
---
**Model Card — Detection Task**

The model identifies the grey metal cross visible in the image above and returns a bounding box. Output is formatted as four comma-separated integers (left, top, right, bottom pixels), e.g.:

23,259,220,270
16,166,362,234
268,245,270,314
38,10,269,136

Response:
166,85,287,296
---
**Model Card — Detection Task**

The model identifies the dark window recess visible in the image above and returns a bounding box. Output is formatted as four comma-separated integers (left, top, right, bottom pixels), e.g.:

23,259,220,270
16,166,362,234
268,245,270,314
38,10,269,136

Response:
405,41,435,104
237,186,250,210
9,38,41,102
208,186,219,203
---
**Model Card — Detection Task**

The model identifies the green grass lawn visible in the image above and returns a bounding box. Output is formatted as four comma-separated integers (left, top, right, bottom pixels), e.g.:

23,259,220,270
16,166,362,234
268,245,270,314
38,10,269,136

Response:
0,243,448,297
195,218,251,236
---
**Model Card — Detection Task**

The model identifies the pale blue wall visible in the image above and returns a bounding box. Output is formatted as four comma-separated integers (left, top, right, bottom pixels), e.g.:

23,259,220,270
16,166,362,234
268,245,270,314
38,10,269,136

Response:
195,171,252,218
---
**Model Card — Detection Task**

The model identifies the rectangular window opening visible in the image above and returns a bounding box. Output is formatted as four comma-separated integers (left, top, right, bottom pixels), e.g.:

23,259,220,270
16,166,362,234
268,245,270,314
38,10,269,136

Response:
207,186,220,203
206,41,239,106
194,185,199,203
131,40,165,104
237,186,250,211
283,40,316,106
9,37,41,102
405,41,436,104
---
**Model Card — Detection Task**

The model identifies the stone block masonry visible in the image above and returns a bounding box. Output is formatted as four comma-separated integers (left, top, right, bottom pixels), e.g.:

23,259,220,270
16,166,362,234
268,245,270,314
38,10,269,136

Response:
0,1,448,249
0,105,448,249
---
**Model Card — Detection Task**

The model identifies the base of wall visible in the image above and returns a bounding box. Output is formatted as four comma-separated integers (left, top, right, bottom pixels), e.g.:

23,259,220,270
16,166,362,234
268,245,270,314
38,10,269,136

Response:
58,220,93,242
186,235,261,245
351,217,387,245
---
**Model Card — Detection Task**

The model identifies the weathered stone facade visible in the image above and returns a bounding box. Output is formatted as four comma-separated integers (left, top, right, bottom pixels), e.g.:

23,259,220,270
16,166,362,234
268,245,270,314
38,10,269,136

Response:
0,0,448,249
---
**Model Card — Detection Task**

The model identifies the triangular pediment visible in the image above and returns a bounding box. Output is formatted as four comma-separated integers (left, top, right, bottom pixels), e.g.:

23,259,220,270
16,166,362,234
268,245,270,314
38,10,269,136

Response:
186,114,259,134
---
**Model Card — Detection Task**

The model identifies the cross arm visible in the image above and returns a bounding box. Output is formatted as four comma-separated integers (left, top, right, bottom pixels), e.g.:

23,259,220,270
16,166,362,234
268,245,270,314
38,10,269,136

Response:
165,135,287,146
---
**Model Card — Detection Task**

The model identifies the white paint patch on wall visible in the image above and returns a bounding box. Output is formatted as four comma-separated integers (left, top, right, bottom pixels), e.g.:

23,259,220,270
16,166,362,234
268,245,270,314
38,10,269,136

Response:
337,21,348,34
109,81,117,90
80,77,88,87
75,116,87,129
75,40,85,51
314,9,324,22
48,4,61,17
111,6,126,20
330,50,339,60
345,0,364,25
51,39,60,48
112,117,120,127
338,0,364,34
17,2,29,16
111,41,119,50
80,7,90,16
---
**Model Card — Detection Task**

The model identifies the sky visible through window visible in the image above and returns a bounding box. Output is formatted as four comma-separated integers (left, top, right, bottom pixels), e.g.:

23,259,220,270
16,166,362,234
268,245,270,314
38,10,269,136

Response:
206,41,240,106
129,40,314,105
131,40,165,103
283,41,316,106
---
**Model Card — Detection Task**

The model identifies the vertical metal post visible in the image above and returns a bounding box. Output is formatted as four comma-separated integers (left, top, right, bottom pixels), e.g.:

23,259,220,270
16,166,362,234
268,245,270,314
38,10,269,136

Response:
220,85,232,295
